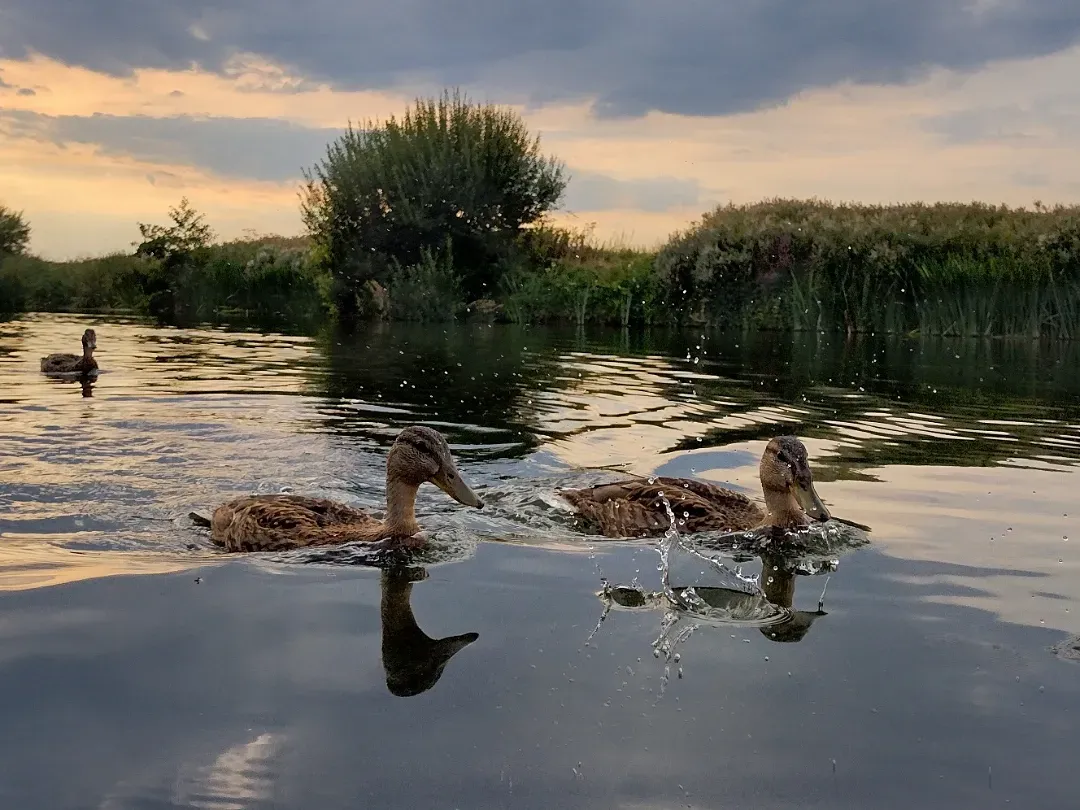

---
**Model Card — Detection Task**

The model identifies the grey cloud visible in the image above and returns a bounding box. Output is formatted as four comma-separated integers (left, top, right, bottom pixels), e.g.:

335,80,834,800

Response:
925,103,1080,144
562,170,702,213
15,87,36,96
0,109,342,182
2,1,1079,117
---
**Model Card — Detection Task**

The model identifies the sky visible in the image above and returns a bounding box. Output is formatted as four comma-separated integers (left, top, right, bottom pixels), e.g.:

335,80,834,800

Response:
2,1,1080,259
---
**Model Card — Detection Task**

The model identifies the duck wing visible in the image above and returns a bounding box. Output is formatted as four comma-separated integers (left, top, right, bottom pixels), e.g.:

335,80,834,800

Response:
562,477,765,538
210,494,381,552
40,353,79,372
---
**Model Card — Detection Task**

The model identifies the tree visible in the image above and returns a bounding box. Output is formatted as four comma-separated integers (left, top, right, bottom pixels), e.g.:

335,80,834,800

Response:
0,205,31,258
300,89,567,317
134,197,215,318
135,197,214,260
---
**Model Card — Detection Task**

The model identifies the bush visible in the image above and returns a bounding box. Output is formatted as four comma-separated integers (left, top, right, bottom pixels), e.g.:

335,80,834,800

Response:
655,199,1080,337
501,222,661,325
301,89,567,317
385,240,464,322
0,252,153,313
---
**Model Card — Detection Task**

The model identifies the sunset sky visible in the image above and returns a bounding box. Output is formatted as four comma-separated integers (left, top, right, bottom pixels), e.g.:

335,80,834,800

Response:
2,1,1080,259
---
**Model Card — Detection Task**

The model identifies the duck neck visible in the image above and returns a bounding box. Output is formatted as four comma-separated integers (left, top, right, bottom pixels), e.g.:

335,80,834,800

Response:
384,476,420,537
761,486,809,529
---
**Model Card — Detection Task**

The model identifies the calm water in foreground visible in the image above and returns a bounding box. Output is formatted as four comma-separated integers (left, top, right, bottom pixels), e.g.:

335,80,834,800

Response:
2,312,1079,809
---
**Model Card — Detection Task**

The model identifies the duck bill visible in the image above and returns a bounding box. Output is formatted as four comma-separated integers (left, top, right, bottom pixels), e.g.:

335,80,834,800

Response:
793,477,831,522
434,469,484,508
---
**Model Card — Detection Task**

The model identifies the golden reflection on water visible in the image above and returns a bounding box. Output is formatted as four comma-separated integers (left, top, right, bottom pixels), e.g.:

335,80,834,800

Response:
2,313,1079,643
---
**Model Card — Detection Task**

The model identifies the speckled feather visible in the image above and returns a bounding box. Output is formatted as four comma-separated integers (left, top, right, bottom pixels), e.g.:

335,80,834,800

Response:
561,476,765,538
209,494,388,552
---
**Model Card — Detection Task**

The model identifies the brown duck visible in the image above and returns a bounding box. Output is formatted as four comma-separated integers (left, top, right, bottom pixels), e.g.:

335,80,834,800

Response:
561,436,831,538
40,328,98,374
191,425,484,552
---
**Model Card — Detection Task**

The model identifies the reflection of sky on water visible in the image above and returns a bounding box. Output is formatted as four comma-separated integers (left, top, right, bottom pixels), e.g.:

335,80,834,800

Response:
2,313,1080,808
2,313,1079,635
0,545,1076,809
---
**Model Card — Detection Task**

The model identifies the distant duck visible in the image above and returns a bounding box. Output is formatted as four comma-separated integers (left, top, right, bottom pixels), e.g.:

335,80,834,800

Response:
40,328,98,374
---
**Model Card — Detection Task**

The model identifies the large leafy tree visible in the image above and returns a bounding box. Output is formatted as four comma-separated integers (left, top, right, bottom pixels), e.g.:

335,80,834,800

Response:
0,204,31,259
301,90,567,316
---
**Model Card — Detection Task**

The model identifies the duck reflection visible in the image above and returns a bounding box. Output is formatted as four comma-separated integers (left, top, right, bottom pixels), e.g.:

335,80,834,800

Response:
596,550,835,646
380,566,479,697
756,553,829,643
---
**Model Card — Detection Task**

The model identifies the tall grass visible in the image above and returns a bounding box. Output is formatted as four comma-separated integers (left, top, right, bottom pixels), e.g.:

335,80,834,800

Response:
653,199,1080,338
500,222,662,326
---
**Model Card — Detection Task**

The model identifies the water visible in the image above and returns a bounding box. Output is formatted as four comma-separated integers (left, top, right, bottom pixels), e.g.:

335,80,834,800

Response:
2,312,1080,809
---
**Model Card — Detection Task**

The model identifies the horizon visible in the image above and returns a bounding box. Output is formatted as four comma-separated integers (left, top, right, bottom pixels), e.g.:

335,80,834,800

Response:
3,2,1080,260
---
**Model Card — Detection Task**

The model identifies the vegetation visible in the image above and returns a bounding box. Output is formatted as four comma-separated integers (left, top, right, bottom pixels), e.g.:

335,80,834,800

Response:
0,198,327,328
3,90,1080,339
654,199,1080,339
301,90,567,320
0,205,31,260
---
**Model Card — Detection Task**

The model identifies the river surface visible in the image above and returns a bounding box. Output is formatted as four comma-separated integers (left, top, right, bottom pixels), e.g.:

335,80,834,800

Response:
1,312,1079,809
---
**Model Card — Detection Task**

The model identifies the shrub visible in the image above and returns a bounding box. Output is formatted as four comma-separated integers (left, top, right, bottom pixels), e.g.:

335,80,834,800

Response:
300,89,567,316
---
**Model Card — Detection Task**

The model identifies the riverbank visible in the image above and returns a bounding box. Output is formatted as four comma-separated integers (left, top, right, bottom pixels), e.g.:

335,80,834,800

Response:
4,199,1079,338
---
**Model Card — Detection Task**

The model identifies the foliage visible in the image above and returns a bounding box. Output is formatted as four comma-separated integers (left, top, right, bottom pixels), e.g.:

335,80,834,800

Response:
654,198,1080,338
500,222,660,326
0,204,31,259
133,197,217,318
8,192,1080,340
0,252,153,314
0,203,327,326
301,89,567,316
384,239,464,322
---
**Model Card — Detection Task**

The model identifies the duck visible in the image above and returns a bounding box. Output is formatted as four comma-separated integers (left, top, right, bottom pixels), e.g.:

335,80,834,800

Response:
560,436,832,538
40,328,98,374
190,425,484,552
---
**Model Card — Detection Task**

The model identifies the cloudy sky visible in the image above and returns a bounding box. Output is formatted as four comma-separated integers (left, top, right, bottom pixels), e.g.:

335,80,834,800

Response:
2,1,1080,258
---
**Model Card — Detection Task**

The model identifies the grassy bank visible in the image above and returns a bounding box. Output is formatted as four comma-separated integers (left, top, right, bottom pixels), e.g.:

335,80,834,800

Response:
0,234,328,328
653,199,1080,339
4,199,1080,338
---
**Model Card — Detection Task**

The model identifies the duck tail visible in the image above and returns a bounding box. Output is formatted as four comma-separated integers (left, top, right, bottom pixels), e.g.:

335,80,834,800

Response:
188,511,212,528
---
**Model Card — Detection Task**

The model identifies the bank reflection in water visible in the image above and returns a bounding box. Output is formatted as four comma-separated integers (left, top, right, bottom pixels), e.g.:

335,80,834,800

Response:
379,565,479,697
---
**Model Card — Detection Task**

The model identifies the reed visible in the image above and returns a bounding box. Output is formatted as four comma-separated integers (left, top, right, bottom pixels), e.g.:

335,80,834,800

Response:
653,198,1080,338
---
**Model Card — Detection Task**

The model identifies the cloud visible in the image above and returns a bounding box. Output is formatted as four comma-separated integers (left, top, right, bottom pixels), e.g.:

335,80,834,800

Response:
925,103,1080,145
0,109,342,182
562,170,703,213
3,1,1080,117
0,108,703,214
